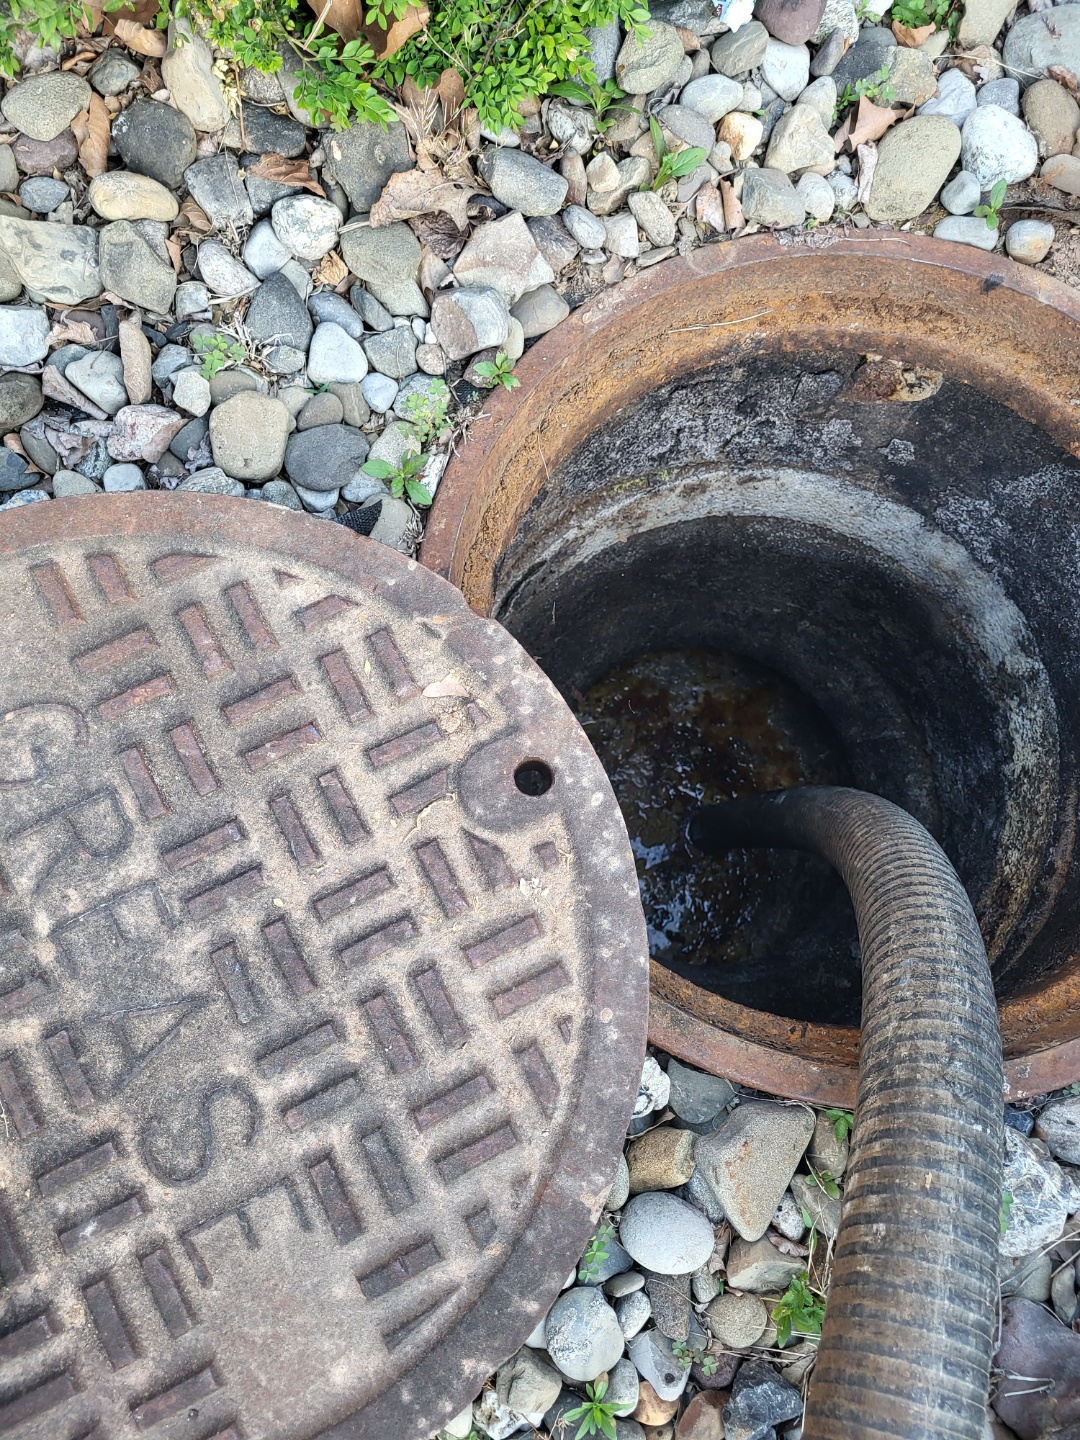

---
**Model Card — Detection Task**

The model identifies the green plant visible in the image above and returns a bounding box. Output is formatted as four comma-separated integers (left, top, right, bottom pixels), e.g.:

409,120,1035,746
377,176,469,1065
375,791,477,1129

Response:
833,62,896,121
473,352,520,391
1000,1190,1014,1235
773,1272,826,1349
672,1339,718,1374
401,379,451,447
360,451,433,507
171,0,394,128
378,0,652,136
824,1107,854,1144
800,1208,819,1259
564,1378,621,1440
1064,1082,1080,1097
974,178,1007,230
0,0,84,78
807,1168,841,1199
890,0,950,27
577,1221,614,1282
193,332,246,380
644,114,706,192
549,76,637,132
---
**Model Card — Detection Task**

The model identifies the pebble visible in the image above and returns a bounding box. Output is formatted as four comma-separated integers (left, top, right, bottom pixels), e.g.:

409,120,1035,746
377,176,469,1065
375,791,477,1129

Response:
89,48,141,96
739,168,805,229
1035,1096,1080,1163
527,213,579,274
162,27,230,133
236,101,306,158
2,72,90,143
0,451,29,491
19,176,69,213
480,147,569,217
294,481,339,512
362,326,417,380
790,1172,841,1239
53,470,102,497
771,1191,806,1240
918,67,977,127
628,190,677,248
705,1292,768,1348
866,115,962,223
544,1287,625,1383
608,1356,640,1417
757,0,826,44
797,171,836,221
563,204,608,249
308,323,369,385
495,1347,562,1419
356,373,397,415
616,20,686,93
169,416,208,462
645,1270,692,1341
172,370,212,417
151,344,193,385
113,100,197,192
185,153,254,231
241,219,290,280
725,1360,803,1439
174,281,210,321
259,478,303,509
632,1379,680,1427
658,104,716,155
807,1112,849,1177
761,40,810,102
940,169,981,216
764,105,834,173
272,193,342,262
245,272,312,348
626,1127,696,1195
695,1102,815,1242
619,1193,715,1275
108,404,186,463
322,119,413,212
177,467,246,496
606,1154,631,1212
285,423,370,492
588,156,653,218
1042,154,1080,198
994,1298,1080,1438
626,1330,690,1403
89,171,179,223
12,130,78,178
0,373,43,431
615,1289,652,1340
679,75,743,124
0,216,101,305
340,222,426,317
961,105,1039,188
603,213,640,260
102,462,147,492
978,77,1020,117
711,22,769,75
431,287,510,361
1024,83,1080,168
933,215,999,251
634,1058,672,1119
297,392,345,431
454,211,556,305
308,291,365,341
67,351,128,416
99,220,175,313
209,392,290,481
1000,1128,1073,1258
3,488,50,508
0,307,49,367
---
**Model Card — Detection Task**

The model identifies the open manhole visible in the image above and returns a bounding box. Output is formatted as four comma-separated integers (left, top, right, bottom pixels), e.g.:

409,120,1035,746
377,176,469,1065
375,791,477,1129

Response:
0,495,648,1440
423,232,1080,1108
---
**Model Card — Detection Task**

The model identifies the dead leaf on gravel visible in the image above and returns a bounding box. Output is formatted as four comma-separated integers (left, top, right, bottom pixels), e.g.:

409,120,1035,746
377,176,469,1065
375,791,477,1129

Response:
41,368,109,421
892,18,934,44
418,247,453,297
438,67,465,124
695,180,727,233
70,108,89,146
720,177,744,233
1049,65,1080,98
176,196,212,237
165,236,183,275
768,1230,811,1256
313,250,348,287
409,209,469,260
140,57,163,92
835,95,904,152
856,141,878,205
47,317,100,348
79,93,110,179
246,154,326,196
2,433,36,471
112,17,167,56
371,166,473,228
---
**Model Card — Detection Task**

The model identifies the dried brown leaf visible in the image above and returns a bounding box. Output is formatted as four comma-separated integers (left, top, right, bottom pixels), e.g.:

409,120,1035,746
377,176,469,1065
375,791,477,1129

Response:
768,1230,811,1257
41,367,109,420
69,108,90,146
313,250,348,287
410,209,468,260
892,18,934,44
2,433,33,468
164,236,183,276
720,177,744,233
245,153,326,196
1049,64,1080,98
371,166,473,229
856,141,878,205
840,95,903,152
79,93,110,179
438,67,466,123
177,196,212,235
47,318,100,348
417,247,453,296
104,0,161,28
695,180,726,233
140,57,163,92
112,17,167,56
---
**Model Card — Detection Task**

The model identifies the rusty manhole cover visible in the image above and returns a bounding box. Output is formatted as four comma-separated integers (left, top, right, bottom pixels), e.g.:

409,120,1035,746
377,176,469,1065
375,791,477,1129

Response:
0,496,648,1440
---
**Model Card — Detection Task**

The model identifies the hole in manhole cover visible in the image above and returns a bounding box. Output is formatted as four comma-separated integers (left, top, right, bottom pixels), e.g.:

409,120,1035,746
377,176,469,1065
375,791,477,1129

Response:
0,496,648,1440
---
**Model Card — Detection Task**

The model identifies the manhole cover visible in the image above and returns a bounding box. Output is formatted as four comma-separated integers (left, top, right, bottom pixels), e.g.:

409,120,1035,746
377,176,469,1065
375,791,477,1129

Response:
0,497,648,1440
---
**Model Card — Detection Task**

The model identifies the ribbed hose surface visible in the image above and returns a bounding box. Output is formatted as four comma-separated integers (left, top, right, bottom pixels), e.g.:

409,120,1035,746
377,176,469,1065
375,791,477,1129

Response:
689,787,1003,1440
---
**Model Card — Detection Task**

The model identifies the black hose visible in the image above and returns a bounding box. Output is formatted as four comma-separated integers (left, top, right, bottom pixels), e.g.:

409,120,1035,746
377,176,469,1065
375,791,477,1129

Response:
689,787,1003,1440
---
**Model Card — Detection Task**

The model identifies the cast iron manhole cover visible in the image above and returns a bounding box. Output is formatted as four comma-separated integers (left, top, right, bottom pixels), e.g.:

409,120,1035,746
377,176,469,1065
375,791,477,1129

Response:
0,497,648,1440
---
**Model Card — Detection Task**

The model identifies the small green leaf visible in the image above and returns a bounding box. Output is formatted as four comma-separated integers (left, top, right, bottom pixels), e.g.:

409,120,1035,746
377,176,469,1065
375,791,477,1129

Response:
404,478,433,506
362,458,397,480
667,144,707,177
649,113,666,160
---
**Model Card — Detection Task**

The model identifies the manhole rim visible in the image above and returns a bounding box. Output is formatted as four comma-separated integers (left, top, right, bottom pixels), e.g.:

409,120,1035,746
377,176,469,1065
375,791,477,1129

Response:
0,494,650,1440
419,232,1080,1108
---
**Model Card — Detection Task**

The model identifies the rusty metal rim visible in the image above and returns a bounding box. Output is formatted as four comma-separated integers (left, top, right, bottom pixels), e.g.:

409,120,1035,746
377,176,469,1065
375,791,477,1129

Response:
420,232,1080,1107
0,494,650,1440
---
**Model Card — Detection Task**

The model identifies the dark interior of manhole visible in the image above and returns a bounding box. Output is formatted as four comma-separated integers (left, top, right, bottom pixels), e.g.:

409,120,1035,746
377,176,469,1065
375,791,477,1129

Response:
489,346,1080,1028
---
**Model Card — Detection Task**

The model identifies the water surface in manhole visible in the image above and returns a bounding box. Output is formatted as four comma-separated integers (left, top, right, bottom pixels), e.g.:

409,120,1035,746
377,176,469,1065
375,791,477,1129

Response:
574,649,851,982
0,496,647,1440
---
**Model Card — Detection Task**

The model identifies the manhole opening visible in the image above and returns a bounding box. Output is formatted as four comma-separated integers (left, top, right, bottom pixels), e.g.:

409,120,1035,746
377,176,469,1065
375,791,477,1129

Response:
514,759,554,795
491,345,1072,1031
